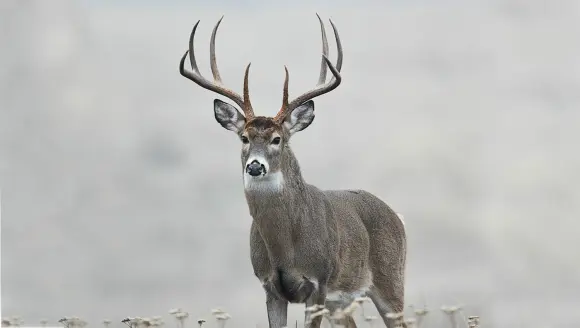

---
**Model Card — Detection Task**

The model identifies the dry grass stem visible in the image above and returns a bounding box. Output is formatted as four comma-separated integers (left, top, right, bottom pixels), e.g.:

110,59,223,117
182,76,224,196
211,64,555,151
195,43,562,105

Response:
305,304,326,313
441,305,463,328
409,305,429,328
212,309,231,328
404,317,417,328
363,315,378,328
467,316,480,328
354,297,371,319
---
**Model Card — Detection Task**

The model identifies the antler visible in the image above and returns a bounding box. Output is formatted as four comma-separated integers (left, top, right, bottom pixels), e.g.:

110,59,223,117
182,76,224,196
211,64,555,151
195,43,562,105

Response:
273,14,343,124
179,16,255,119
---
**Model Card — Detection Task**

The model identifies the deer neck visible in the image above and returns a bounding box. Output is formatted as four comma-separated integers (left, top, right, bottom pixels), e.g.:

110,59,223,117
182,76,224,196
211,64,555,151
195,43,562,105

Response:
244,146,309,264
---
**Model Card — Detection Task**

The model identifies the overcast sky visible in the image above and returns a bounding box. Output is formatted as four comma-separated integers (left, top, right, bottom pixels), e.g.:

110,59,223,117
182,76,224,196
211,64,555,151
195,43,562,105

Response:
1,0,579,327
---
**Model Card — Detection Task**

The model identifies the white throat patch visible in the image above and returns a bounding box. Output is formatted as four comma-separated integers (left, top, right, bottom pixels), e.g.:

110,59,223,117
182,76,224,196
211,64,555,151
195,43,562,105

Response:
244,171,285,192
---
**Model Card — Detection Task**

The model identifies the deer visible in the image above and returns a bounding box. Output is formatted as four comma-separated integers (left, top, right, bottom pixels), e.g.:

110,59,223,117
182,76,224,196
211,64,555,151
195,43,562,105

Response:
178,14,407,328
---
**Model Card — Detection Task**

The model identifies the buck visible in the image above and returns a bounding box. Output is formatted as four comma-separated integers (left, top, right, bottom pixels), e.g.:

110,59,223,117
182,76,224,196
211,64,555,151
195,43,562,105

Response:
179,15,407,328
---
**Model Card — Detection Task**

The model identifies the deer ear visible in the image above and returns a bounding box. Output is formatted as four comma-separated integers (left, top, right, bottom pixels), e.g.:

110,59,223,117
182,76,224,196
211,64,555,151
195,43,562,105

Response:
283,100,315,135
214,99,246,133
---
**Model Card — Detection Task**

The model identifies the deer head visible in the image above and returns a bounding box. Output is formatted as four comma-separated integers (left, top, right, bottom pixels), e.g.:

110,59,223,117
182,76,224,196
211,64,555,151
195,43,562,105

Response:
179,14,342,189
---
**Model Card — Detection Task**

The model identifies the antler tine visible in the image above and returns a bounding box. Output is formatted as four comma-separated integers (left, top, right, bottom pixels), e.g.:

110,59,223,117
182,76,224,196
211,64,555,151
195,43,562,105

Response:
187,20,202,75
285,55,341,117
179,17,251,115
281,66,289,111
316,13,329,85
210,16,224,83
329,17,343,72
273,66,290,122
274,15,343,123
243,63,255,119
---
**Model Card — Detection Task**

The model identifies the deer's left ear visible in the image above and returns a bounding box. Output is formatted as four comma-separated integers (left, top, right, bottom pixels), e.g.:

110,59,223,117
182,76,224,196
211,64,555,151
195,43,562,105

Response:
283,100,315,135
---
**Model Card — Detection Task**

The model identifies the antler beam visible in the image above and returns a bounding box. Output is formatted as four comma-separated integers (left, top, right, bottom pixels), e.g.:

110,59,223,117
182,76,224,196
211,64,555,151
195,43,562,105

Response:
179,17,255,119
273,14,343,124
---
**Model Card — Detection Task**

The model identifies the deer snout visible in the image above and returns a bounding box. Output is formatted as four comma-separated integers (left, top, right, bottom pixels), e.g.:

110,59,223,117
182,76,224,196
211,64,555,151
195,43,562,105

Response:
246,159,267,176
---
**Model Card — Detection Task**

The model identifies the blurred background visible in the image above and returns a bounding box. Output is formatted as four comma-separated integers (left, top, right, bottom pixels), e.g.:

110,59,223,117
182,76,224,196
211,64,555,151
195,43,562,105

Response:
1,0,579,327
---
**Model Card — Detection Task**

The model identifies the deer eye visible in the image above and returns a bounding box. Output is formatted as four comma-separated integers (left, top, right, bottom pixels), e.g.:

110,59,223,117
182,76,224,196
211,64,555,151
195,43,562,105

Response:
271,137,281,145
241,136,249,144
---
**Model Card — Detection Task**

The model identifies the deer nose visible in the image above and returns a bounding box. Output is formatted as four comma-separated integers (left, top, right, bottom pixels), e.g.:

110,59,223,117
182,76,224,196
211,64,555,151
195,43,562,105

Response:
246,160,266,176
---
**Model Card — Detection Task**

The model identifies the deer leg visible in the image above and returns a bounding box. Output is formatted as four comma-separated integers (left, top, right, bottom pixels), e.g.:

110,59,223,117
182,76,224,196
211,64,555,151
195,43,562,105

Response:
368,285,406,328
266,292,288,328
304,285,327,328
335,316,358,328
325,300,358,328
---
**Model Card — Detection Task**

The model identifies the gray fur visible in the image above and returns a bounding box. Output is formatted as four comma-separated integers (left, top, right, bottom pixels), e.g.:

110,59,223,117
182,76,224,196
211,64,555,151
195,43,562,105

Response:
219,112,408,328
180,14,406,328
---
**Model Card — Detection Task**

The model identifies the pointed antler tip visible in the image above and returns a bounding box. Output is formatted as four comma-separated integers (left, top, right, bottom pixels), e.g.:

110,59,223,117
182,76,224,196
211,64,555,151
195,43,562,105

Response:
179,50,189,67
213,16,224,31
316,13,324,24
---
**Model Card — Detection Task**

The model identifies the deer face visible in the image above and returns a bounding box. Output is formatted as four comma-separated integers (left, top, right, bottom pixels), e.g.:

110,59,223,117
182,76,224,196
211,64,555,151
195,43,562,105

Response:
213,99,315,180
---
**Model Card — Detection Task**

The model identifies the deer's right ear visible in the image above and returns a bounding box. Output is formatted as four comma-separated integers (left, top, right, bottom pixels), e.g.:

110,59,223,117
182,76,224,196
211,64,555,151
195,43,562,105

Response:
283,100,315,135
214,99,246,133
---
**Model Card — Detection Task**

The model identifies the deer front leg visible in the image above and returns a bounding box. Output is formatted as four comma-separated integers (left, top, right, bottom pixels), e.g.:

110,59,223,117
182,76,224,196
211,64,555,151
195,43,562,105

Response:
266,292,288,328
304,284,327,328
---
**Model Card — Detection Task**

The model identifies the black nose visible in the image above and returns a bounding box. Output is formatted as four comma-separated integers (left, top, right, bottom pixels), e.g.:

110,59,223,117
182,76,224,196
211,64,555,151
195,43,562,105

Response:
246,160,266,176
